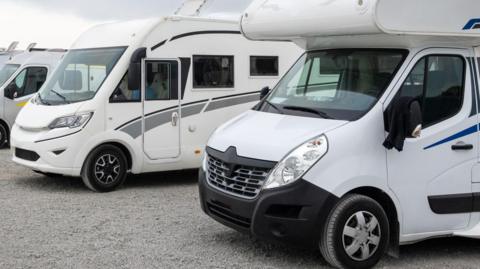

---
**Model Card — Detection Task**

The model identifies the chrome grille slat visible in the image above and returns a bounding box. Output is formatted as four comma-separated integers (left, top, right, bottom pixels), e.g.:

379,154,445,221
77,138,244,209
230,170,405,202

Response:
206,155,271,199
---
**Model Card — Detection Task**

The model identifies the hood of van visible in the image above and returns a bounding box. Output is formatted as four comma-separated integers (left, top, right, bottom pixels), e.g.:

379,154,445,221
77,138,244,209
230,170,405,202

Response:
207,110,348,162
15,101,85,130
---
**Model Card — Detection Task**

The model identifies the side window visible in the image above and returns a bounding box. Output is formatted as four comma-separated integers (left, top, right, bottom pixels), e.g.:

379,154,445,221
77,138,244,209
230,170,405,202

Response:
250,56,279,76
397,55,465,127
110,72,141,103
193,55,234,88
146,61,178,101
6,67,48,98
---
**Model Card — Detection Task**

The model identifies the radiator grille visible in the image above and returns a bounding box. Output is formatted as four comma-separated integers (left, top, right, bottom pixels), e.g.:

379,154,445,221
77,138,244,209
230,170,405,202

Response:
206,154,270,199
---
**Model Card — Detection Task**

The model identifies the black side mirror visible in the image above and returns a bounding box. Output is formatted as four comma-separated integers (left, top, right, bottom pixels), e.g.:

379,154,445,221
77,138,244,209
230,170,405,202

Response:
407,100,422,138
260,86,270,100
4,85,16,99
128,47,147,91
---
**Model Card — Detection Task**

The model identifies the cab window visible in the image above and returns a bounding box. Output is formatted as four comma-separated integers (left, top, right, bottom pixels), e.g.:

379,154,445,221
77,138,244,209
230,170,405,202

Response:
397,55,465,127
110,72,140,103
6,67,48,99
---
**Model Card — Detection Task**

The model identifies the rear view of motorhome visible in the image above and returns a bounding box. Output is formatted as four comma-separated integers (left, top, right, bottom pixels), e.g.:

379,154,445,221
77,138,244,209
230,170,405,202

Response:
199,0,480,268
10,15,302,192
0,48,65,148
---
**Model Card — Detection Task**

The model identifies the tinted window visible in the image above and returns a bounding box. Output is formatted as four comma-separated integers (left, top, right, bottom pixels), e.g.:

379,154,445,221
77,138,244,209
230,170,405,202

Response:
145,61,178,101
6,67,47,98
193,55,234,88
397,55,465,127
250,56,279,76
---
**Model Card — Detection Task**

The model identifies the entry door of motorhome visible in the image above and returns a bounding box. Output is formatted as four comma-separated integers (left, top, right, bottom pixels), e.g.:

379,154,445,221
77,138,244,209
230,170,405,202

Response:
4,66,48,125
142,59,181,160
386,48,477,236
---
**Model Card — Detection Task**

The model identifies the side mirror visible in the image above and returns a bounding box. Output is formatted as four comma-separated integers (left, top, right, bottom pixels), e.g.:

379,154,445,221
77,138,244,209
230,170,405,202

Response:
260,86,270,100
128,47,147,91
407,100,422,138
4,85,16,99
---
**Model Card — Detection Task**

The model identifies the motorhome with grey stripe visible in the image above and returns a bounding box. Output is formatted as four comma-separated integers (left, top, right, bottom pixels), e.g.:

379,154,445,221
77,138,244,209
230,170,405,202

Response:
10,14,302,192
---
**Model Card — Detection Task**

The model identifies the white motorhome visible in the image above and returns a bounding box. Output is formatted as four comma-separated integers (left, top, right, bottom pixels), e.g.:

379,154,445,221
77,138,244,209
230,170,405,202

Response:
10,15,302,192
199,0,480,268
0,49,65,148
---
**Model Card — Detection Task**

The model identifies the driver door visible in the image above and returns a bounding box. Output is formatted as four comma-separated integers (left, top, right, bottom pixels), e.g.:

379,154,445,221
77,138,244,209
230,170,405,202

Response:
386,48,476,235
4,66,48,125
142,59,181,160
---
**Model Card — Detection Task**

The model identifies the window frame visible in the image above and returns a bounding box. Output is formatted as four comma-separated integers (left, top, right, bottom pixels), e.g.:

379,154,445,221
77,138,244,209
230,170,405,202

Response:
7,65,49,99
192,54,235,89
249,55,279,77
394,54,466,129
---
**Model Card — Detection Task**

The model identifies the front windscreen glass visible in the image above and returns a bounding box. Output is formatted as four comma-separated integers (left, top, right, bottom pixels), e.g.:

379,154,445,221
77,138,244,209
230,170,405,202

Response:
259,49,408,121
0,64,20,87
38,47,126,105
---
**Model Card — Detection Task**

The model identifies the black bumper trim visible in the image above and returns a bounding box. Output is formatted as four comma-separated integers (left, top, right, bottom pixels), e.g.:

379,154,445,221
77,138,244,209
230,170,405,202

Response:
199,169,339,247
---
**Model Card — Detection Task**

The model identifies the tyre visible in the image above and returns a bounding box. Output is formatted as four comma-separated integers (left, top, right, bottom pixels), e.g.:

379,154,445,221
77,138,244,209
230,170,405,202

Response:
0,124,8,149
81,145,128,192
319,194,389,269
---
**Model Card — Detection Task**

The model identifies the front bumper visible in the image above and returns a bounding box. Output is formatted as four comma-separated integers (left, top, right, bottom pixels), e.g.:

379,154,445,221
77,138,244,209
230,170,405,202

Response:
199,169,339,247
10,124,85,176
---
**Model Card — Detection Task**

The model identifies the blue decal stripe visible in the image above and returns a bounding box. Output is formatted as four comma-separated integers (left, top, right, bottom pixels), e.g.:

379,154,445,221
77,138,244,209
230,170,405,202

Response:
464,19,480,30
424,124,479,150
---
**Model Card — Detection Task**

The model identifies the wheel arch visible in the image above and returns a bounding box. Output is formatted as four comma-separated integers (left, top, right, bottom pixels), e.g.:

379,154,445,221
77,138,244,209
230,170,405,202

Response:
0,118,10,144
346,186,401,257
83,141,134,171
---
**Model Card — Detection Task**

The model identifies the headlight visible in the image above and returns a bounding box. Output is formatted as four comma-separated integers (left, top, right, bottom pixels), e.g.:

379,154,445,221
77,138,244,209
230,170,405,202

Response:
48,112,93,129
264,135,328,189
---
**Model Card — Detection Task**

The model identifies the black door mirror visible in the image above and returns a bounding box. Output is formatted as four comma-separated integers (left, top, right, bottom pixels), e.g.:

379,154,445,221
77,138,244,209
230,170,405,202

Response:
128,47,147,91
4,84,17,99
383,97,423,151
407,100,422,138
260,86,270,100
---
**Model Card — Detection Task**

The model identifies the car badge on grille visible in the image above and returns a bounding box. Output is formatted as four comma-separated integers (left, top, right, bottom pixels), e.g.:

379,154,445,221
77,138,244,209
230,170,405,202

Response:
224,163,236,178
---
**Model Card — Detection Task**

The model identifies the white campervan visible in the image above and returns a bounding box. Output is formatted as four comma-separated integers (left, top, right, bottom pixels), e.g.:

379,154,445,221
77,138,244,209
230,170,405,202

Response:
10,15,302,192
199,0,480,268
0,48,65,148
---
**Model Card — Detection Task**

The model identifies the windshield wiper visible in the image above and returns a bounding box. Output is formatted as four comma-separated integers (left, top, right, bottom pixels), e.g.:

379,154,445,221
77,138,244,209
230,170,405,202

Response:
36,94,51,106
283,106,333,119
263,100,284,114
51,90,70,104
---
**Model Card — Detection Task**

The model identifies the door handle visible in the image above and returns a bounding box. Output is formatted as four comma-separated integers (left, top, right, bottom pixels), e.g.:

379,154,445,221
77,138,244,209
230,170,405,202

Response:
171,112,179,127
451,142,473,151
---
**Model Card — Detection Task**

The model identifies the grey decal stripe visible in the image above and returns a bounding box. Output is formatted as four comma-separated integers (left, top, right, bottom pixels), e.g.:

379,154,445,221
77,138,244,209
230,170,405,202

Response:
120,120,142,139
182,103,207,118
204,94,259,112
145,108,178,134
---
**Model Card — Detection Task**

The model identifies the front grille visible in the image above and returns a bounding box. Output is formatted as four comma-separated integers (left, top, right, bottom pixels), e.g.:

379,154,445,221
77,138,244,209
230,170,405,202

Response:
15,148,40,162
206,154,271,199
207,201,251,228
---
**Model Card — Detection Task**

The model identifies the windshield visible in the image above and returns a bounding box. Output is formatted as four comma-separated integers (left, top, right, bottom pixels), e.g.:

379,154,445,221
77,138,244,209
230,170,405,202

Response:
38,47,126,105
259,49,408,121
0,64,20,87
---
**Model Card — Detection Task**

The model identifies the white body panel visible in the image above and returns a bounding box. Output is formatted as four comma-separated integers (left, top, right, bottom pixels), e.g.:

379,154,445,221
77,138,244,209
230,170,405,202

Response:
10,16,302,177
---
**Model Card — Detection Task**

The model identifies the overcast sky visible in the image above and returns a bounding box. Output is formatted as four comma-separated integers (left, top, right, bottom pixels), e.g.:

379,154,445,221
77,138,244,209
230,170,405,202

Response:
0,0,251,50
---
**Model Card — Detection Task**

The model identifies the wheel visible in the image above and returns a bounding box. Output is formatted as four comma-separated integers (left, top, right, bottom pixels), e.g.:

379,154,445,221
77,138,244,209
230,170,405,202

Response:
319,194,389,269
81,145,128,192
0,124,8,149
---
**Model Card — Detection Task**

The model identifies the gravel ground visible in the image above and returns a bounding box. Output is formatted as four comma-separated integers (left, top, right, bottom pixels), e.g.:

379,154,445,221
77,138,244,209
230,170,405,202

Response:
1,148,480,269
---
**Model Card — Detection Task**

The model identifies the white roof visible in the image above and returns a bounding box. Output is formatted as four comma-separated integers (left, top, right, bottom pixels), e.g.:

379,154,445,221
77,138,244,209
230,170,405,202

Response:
241,0,480,49
4,50,65,67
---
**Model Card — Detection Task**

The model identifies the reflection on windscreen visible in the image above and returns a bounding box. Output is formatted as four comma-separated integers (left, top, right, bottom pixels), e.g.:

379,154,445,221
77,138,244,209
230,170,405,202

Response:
264,50,408,121
38,47,126,105
0,64,20,87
